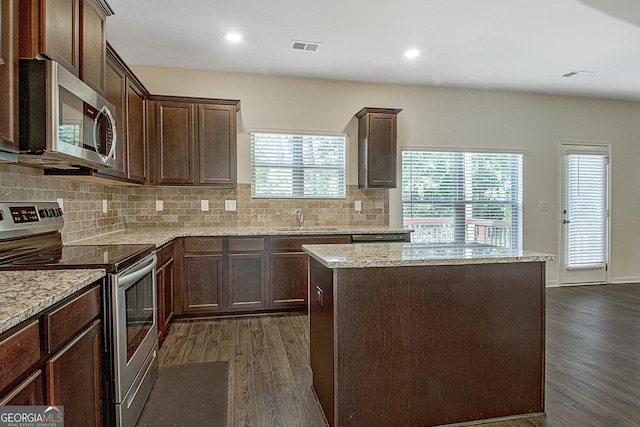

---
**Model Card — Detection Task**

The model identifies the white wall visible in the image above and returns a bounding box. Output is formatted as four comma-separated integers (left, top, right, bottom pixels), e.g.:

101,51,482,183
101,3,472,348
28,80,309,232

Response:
132,65,640,285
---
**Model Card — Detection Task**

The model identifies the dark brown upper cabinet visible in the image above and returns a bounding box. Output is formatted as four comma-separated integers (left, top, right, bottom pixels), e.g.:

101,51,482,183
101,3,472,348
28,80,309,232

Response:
99,44,149,183
0,0,18,160
149,96,240,187
126,77,147,182
102,46,127,179
355,107,402,188
19,0,113,94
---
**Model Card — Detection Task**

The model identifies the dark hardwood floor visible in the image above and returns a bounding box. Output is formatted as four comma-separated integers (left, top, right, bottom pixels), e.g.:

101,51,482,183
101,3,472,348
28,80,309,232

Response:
158,283,640,427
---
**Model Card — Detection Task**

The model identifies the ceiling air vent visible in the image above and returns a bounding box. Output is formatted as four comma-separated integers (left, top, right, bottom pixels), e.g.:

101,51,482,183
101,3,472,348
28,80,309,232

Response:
290,40,322,52
562,70,593,78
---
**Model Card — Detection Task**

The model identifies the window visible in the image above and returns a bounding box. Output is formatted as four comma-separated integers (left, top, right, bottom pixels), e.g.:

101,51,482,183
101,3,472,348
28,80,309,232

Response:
402,149,523,249
251,131,346,198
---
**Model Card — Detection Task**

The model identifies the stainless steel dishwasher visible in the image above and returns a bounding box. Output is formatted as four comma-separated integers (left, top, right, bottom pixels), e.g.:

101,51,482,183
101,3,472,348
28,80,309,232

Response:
351,233,410,243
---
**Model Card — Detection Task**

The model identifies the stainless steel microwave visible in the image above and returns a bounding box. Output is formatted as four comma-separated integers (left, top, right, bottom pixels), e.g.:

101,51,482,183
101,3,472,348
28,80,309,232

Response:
18,59,117,170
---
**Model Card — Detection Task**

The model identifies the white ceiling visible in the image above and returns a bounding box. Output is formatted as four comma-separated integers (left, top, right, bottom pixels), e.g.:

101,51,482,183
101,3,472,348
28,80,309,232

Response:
105,0,640,101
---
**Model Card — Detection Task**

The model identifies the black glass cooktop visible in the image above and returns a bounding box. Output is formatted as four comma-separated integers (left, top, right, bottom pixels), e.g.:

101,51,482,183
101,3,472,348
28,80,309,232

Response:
0,244,155,273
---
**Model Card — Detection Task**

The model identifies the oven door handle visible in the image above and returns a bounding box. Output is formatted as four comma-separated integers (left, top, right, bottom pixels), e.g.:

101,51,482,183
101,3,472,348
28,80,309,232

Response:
118,254,157,288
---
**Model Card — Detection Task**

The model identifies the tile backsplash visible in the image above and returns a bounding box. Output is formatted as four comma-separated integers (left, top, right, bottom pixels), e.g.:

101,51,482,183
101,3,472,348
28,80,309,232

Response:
0,163,388,242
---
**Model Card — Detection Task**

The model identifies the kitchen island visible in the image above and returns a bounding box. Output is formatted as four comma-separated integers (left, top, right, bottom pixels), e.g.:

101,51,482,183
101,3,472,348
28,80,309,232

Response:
302,242,554,427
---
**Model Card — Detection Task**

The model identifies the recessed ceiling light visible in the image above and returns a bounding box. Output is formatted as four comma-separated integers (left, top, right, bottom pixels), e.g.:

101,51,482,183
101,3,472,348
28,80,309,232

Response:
404,48,420,59
223,30,243,43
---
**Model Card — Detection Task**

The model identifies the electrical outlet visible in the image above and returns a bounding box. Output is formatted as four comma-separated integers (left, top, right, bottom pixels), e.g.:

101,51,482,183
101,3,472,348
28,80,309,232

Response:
201,200,209,211
156,200,163,212
225,200,236,211
539,201,548,211
355,200,362,211
56,198,64,212
102,199,108,214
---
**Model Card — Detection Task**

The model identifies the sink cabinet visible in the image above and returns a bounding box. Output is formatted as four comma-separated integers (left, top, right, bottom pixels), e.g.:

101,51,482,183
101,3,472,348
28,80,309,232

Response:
149,96,240,187
355,107,402,188
179,234,351,316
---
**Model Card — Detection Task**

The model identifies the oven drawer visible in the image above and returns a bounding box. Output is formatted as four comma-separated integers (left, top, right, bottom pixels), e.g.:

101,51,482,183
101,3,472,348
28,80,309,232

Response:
43,285,101,353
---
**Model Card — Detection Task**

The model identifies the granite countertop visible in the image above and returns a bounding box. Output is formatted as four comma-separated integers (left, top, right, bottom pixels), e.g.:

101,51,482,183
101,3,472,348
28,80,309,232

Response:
302,242,555,269
0,269,106,335
69,225,411,247
0,226,406,333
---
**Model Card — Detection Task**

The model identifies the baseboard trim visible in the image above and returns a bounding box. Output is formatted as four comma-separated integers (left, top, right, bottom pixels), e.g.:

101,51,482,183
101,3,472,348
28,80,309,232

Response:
547,278,640,287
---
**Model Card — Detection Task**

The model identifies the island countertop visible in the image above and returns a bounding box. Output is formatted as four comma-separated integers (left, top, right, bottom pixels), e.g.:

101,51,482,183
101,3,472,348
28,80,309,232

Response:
302,242,555,268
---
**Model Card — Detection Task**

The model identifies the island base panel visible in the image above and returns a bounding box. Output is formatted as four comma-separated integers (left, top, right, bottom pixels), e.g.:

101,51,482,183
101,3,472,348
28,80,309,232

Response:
309,259,545,427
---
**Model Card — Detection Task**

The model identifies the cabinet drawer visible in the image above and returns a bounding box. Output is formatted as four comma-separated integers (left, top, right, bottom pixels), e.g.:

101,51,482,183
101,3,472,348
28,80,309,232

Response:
163,241,176,261
184,237,223,253
228,237,265,252
155,248,164,267
0,320,41,393
270,235,351,251
43,285,101,353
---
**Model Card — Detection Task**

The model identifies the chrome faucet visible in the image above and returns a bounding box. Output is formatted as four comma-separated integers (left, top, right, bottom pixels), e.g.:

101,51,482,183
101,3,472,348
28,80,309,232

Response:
293,209,304,228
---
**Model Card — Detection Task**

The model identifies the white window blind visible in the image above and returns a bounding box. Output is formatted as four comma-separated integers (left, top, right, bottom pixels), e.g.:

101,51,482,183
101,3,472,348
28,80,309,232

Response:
251,131,346,198
565,153,608,270
402,150,523,249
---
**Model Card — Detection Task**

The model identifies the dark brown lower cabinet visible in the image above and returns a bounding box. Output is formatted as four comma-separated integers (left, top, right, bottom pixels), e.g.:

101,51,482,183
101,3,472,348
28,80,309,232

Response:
0,371,44,405
228,253,265,310
157,241,176,347
227,237,266,310
269,236,351,309
0,282,104,426
45,319,103,427
0,320,41,397
180,235,351,316
183,253,224,314
269,252,308,308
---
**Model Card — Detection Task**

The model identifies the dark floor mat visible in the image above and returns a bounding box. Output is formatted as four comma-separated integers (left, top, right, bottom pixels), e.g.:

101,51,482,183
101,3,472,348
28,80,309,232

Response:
136,361,229,427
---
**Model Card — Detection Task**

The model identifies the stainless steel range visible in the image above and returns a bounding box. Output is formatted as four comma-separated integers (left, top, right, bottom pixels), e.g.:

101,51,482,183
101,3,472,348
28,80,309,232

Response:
0,201,158,427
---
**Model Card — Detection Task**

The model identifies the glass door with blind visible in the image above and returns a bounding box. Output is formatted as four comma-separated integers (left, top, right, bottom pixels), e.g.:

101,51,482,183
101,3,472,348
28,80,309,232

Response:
560,143,609,285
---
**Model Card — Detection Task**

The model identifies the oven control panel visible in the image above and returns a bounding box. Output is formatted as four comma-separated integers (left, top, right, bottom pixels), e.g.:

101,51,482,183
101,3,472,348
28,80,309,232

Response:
10,206,40,223
0,202,64,238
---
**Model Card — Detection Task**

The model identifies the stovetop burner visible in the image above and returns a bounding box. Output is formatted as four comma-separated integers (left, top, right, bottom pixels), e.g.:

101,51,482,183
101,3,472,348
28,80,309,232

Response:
0,244,155,272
